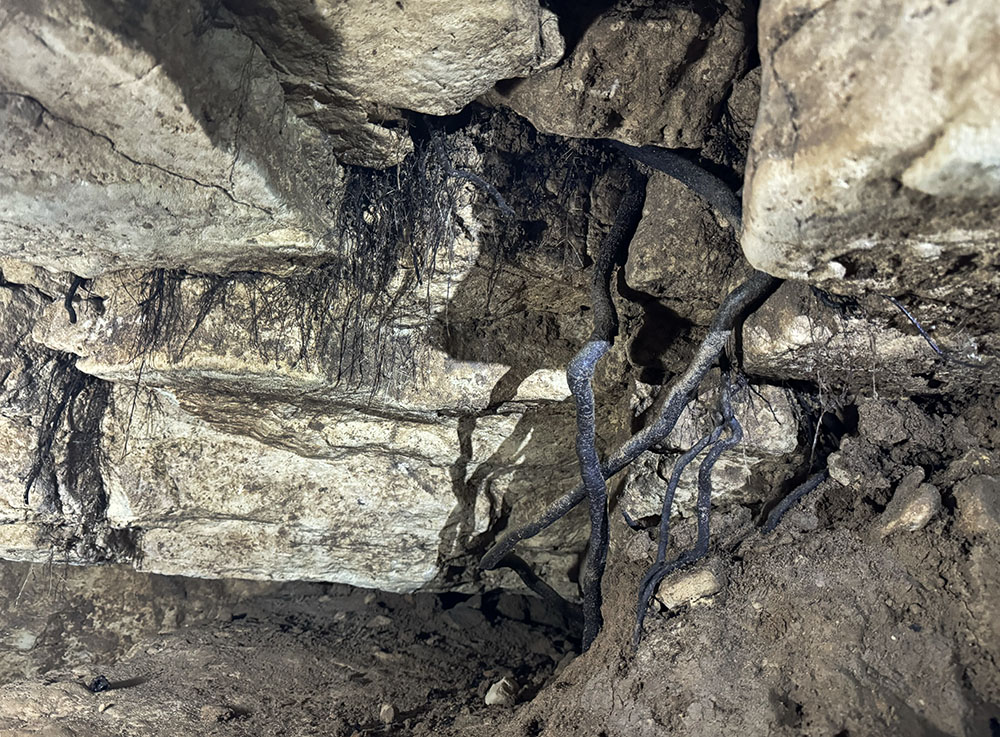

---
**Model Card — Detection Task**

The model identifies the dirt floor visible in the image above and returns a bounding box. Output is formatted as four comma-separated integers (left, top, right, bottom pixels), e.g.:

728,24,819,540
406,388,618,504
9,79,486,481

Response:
504,394,1000,737
1,395,999,737
0,580,578,736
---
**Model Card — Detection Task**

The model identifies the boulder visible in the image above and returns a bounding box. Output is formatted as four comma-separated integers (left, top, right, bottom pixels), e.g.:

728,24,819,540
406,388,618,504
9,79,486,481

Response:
489,0,748,149
742,0,1000,356
227,0,563,165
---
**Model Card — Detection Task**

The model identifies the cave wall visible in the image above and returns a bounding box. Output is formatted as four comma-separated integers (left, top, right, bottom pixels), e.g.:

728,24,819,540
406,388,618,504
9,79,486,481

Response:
0,0,997,602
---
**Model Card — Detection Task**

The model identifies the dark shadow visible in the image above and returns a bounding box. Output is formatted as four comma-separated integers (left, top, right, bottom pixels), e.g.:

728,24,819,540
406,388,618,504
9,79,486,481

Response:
543,0,616,58
617,272,693,385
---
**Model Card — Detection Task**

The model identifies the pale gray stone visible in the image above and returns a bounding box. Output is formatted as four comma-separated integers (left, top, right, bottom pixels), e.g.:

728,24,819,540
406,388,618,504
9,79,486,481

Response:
228,0,563,165
654,565,725,611
484,676,518,707
0,0,341,276
880,469,941,536
743,0,1000,343
954,475,1000,536
102,387,458,590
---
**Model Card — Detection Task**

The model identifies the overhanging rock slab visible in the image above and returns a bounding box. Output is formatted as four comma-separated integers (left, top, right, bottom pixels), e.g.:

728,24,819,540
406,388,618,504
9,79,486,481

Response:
742,0,1000,311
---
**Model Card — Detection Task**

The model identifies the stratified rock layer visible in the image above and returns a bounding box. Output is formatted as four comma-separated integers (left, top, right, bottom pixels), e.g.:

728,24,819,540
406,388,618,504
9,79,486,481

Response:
0,0,341,276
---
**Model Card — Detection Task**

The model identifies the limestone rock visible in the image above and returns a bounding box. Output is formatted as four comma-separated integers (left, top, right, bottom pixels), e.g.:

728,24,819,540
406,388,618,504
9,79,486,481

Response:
198,705,235,723
511,369,572,403
743,0,1000,355
0,244,589,590
467,404,586,599
700,67,762,178
0,0,341,276
25,119,508,411
0,233,588,589
879,469,941,536
484,676,518,707
741,282,994,394
228,0,562,165
489,0,749,149
621,384,800,521
0,288,51,518
0,116,603,589
954,475,1000,536
624,171,746,366
0,284,125,564
944,448,999,483
101,387,459,589
378,703,397,724
33,266,509,416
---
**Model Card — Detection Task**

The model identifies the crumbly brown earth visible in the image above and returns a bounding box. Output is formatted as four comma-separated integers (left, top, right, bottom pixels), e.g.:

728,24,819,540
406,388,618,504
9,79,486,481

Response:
503,395,1000,737
0,581,575,737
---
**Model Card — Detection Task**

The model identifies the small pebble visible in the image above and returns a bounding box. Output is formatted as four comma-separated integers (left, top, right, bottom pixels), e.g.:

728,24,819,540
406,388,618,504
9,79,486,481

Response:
378,703,396,724
880,469,940,536
367,615,392,628
199,705,235,722
954,475,1000,535
484,677,518,707
826,450,853,487
97,702,114,713
655,566,725,610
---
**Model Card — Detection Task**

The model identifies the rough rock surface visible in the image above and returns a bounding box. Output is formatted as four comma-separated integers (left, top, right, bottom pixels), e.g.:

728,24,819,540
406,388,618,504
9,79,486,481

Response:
742,281,998,394
228,0,564,165
621,383,801,522
624,171,745,346
0,0,565,277
742,0,1000,353
0,259,585,588
0,115,615,590
1,0,1000,734
489,0,749,149
0,0,343,276
954,475,1000,536
653,564,724,610
878,468,941,536
5,388,998,737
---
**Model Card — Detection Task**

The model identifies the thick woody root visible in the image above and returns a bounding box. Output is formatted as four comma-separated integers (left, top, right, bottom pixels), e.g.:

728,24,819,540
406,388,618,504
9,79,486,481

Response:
479,270,780,574
633,374,743,646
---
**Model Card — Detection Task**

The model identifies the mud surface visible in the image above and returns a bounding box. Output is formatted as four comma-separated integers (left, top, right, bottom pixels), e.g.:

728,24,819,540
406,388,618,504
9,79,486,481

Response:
0,580,576,736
